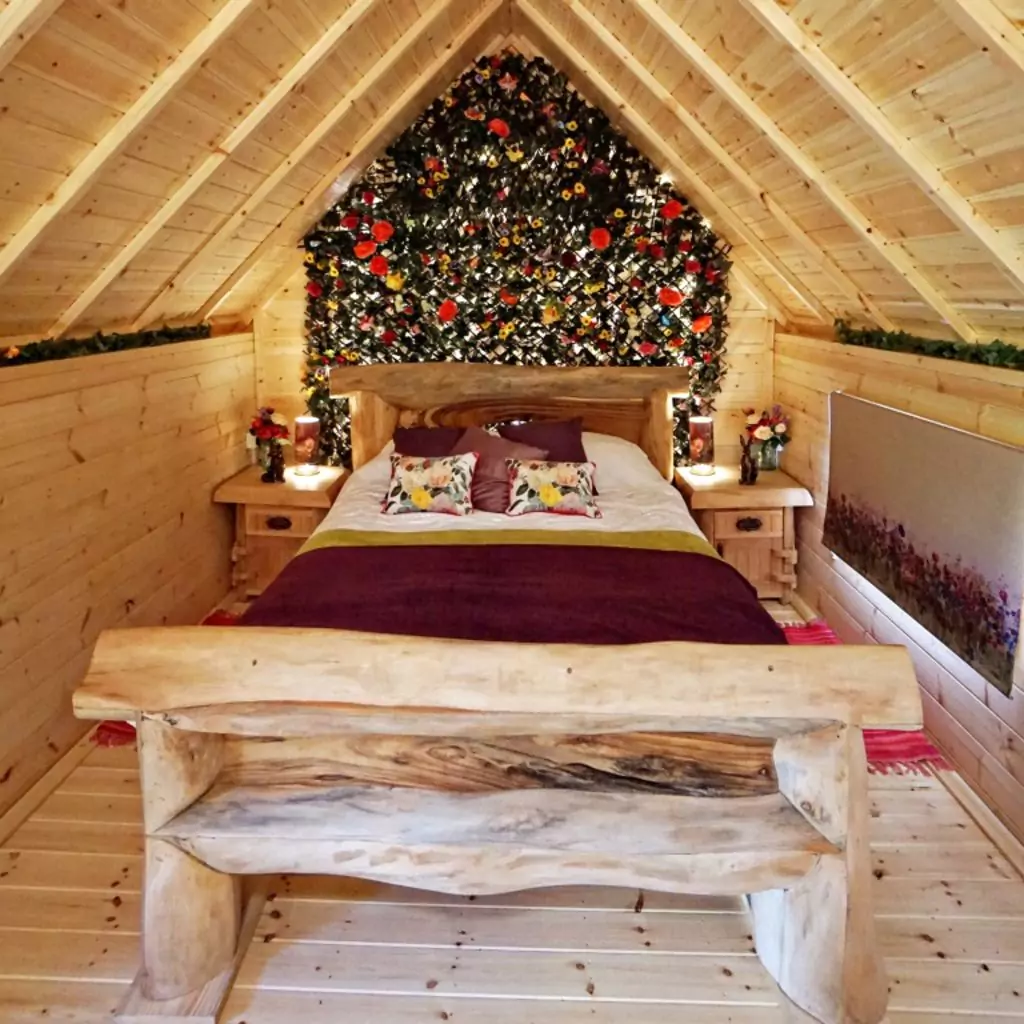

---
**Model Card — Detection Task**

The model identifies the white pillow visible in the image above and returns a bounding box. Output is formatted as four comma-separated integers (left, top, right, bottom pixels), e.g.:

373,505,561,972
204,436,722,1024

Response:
582,431,667,491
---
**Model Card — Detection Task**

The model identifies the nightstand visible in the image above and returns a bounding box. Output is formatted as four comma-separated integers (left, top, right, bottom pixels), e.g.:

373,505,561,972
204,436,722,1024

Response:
214,464,348,596
675,466,813,602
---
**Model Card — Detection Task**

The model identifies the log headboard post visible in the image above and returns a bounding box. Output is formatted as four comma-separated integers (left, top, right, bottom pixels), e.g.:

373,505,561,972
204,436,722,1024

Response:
331,364,690,478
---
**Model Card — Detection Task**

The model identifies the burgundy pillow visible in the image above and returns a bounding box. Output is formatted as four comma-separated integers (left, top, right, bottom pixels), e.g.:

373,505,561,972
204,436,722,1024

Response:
449,426,547,512
496,418,587,462
392,425,463,457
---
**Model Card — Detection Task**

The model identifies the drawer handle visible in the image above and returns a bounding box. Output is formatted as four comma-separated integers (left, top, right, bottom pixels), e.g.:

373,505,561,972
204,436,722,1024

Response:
265,515,293,531
736,516,763,532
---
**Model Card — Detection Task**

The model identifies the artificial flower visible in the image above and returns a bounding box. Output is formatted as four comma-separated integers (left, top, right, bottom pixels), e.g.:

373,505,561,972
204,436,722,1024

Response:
638,341,659,356
369,255,389,276
692,314,713,334
341,212,360,230
542,303,561,324
304,251,315,264
438,299,458,322
667,337,685,350
753,425,773,441
499,72,518,91
488,117,511,138
679,239,693,253
371,221,394,243
500,288,518,306
385,270,405,291
354,240,377,259
362,190,376,204
660,198,684,219
685,258,702,274
306,280,323,298
506,145,524,162
466,107,485,121
531,217,544,228
589,227,611,250
573,182,586,195
658,287,683,306
561,189,573,200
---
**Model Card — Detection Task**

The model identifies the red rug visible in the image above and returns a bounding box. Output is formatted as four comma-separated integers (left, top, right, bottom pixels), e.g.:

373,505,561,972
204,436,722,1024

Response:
96,613,947,773
783,620,948,775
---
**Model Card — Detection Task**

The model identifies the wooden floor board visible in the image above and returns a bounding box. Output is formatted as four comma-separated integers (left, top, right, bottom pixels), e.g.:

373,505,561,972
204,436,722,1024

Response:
2,750,1024,1022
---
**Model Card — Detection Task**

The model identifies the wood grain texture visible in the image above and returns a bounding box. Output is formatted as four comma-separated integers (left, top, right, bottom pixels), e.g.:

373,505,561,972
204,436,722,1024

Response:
73,626,924,729
219,732,779,798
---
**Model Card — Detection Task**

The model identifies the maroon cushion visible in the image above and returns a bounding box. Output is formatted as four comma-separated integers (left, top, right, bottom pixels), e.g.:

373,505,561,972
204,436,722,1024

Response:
392,425,464,457
449,426,547,512
496,418,587,462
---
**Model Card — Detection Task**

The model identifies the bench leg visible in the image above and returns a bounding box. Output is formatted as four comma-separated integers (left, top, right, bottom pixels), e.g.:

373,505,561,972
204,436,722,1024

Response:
141,838,241,1001
750,724,887,1024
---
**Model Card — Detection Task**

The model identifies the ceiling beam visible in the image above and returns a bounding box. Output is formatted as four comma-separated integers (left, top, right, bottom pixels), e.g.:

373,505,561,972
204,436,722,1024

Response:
737,0,1024,299
935,0,1024,81
43,0,381,339
0,0,64,74
564,0,893,330
197,1,508,322
516,0,825,323
0,0,259,292
132,0,460,332
635,0,980,342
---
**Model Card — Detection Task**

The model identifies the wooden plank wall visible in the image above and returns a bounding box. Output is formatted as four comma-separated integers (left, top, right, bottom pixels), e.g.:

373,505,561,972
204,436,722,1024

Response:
253,252,775,466
775,332,1024,842
0,333,256,817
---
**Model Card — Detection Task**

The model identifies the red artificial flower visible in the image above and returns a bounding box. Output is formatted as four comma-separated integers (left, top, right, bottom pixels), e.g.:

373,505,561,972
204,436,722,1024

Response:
381,329,397,347
660,198,684,220
354,240,377,259
306,280,323,298
362,190,376,204
371,221,394,243
500,288,518,306
425,156,442,171
685,258,702,274
638,341,659,356
629,276,644,289
667,337,684,350
341,212,360,230
589,227,611,250
658,287,684,307
706,268,719,283
683,355,695,367
679,239,693,253
438,298,458,322
693,314,714,334
369,255,388,276
488,118,511,138
649,243,665,259
703,351,714,363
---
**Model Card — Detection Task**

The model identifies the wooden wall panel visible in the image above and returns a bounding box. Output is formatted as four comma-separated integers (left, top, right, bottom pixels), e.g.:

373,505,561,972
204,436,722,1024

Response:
774,332,1024,842
0,332,256,817
254,253,775,466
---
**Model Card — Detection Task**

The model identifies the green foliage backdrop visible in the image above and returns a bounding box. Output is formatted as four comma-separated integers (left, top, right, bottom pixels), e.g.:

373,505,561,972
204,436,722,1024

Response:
303,51,732,464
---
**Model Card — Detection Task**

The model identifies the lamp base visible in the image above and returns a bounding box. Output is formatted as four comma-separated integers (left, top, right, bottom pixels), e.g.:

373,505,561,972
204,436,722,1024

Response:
293,464,321,477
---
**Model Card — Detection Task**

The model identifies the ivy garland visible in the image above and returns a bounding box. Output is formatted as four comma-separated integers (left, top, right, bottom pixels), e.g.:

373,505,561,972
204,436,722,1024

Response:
0,323,212,368
836,320,1023,372
303,51,733,465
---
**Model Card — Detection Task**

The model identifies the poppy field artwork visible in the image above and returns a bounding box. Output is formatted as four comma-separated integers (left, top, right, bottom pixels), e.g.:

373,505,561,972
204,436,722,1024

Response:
823,393,1023,696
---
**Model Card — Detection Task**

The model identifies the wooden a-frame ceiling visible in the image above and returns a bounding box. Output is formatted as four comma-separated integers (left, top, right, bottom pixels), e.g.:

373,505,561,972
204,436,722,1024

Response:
0,0,1022,345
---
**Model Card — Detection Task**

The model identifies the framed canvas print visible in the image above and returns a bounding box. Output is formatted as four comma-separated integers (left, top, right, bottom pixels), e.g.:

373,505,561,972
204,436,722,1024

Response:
823,393,1023,697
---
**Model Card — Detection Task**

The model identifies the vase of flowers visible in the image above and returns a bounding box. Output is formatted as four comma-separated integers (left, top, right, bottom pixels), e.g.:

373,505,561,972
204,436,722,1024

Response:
249,407,290,483
744,406,790,471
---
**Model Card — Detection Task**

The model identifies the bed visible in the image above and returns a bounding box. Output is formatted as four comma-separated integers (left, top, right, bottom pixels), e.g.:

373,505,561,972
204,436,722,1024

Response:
73,364,922,1024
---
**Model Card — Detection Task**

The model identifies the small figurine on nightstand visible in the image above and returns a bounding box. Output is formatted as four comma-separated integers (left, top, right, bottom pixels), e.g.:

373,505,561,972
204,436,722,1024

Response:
739,434,759,486
248,407,289,484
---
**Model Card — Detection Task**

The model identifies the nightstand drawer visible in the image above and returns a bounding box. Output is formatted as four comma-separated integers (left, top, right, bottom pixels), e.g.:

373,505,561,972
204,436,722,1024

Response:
712,509,784,540
245,505,322,539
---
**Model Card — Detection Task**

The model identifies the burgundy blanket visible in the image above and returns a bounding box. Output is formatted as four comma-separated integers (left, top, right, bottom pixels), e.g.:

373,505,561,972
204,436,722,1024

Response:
242,544,786,646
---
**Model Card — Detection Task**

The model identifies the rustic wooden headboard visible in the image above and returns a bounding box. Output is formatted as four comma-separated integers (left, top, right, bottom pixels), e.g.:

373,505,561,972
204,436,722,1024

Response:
330,364,692,479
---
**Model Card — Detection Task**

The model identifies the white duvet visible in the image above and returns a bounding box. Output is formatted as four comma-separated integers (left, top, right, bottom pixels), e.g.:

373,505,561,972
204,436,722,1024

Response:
314,432,705,540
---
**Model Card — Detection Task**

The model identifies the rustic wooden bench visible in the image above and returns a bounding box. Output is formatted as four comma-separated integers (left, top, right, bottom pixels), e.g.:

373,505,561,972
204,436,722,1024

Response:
74,625,922,1024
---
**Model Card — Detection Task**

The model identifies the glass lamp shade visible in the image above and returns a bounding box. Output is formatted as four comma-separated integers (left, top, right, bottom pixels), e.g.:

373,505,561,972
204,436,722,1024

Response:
688,415,715,476
293,416,321,476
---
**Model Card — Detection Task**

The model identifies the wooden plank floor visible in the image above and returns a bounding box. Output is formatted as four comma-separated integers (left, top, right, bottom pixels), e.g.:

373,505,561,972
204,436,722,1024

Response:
1,743,1023,1022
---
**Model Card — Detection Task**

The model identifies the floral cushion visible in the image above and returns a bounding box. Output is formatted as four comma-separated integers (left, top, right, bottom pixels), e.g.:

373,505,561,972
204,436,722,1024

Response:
506,460,601,518
382,453,479,516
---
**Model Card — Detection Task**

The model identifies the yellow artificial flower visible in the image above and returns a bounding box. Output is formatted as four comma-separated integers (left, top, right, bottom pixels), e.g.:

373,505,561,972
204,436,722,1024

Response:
411,488,433,510
444,95,456,107
542,303,561,324
567,120,578,130
506,146,524,162
584,281,603,294
499,236,511,248
304,252,315,264
613,208,626,218
480,68,491,79
417,176,426,185
488,155,500,168
386,271,405,291
561,189,572,200
566,160,579,169
328,264,339,277
439,170,449,179
539,483,562,507
512,234,523,245
326,299,339,312
531,217,544,228
425,188,434,197
563,137,575,149
573,182,585,194
544,267,557,281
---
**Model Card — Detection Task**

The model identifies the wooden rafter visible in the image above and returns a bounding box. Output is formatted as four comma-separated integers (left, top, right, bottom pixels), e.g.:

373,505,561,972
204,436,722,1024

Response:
565,0,893,330
0,0,260,292
737,0,1024,298
198,1,508,322
133,0,460,332
0,0,64,75
515,0,823,324
634,0,980,342
43,0,381,339
935,0,1024,80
